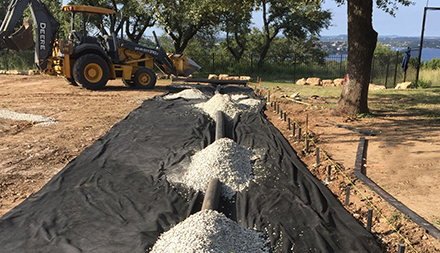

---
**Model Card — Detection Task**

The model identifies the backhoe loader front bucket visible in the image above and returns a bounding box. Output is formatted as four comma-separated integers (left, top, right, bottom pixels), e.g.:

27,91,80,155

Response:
1,19,33,51
169,54,201,77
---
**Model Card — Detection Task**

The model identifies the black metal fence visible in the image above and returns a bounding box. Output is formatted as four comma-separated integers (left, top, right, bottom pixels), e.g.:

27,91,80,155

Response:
0,48,427,88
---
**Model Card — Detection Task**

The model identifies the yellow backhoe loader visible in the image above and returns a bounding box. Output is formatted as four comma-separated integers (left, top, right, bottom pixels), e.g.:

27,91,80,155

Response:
0,0,200,90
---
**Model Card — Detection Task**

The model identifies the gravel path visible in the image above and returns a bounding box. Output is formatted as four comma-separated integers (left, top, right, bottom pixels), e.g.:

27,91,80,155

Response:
0,110,55,125
150,209,269,253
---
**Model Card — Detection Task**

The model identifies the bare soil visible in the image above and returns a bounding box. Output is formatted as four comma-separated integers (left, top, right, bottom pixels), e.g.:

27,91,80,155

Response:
265,88,440,253
0,74,439,252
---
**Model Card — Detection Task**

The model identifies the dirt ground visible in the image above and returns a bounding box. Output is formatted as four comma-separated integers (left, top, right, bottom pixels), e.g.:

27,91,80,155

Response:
265,88,440,252
0,74,439,252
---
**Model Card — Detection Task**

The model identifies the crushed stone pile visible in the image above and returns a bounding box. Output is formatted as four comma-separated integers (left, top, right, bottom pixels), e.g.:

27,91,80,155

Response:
150,209,269,253
163,88,209,100
169,138,255,199
194,93,263,121
0,110,56,125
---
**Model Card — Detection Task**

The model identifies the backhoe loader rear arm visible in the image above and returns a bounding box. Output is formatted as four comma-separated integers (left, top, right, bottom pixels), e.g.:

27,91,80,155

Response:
0,0,59,71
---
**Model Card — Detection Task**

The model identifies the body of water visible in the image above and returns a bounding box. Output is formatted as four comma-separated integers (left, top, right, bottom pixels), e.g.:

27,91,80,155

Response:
327,48,440,62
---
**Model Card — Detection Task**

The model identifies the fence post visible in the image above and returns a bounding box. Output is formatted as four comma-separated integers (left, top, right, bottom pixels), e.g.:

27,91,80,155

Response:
393,50,399,87
293,54,297,82
250,54,253,76
212,53,215,73
385,56,391,88
339,54,343,77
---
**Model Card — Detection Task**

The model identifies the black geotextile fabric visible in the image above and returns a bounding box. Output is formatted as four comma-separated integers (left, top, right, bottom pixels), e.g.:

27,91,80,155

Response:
0,85,381,253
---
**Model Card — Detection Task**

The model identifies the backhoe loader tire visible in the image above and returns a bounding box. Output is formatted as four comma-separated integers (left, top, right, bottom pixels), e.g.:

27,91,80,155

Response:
64,77,78,86
133,68,156,89
73,54,109,90
122,79,135,87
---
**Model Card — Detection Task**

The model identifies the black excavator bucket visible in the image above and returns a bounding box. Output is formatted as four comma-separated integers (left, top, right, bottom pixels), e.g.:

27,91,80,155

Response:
1,19,33,51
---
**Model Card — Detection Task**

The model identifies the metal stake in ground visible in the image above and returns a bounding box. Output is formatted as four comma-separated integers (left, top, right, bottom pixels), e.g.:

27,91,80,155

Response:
327,164,331,182
398,244,405,253
293,123,296,137
367,208,373,232
298,127,302,141
283,112,286,122
305,138,310,153
277,103,280,114
316,147,320,165
288,118,291,130
268,90,270,102
280,109,283,119
345,185,351,206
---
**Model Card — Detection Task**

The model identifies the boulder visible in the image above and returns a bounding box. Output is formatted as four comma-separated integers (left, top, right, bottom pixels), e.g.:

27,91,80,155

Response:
156,73,170,79
322,79,334,86
307,77,321,86
395,81,412,89
208,74,218,80
239,76,252,81
334,78,344,87
296,78,307,85
6,70,25,75
369,83,386,90
218,74,229,80
28,69,40,75
229,76,240,80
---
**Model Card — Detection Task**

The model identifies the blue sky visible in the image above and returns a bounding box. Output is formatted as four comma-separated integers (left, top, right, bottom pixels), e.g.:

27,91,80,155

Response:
318,0,440,37
251,1,440,37
61,0,440,37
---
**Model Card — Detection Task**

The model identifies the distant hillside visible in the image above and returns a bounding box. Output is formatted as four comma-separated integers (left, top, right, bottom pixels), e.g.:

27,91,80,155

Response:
319,35,440,55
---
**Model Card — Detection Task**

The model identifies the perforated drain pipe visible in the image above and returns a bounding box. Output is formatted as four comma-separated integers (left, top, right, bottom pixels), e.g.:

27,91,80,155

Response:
201,111,225,211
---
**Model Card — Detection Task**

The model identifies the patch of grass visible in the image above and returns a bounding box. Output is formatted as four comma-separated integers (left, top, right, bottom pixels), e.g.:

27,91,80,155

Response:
418,79,432,89
434,218,440,228
390,212,401,225
357,113,375,118
260,81,342,100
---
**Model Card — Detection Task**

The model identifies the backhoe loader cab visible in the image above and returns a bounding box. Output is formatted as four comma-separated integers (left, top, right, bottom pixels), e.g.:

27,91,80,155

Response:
0,1,200,90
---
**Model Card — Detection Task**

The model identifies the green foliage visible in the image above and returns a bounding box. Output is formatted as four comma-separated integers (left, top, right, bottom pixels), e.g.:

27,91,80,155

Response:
418,79,432,89
357,112,375,118
332,0,414,16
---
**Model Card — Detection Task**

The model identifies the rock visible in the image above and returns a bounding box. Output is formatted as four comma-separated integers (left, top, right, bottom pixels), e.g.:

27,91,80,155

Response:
369,83,386,90
208,74,218,80
296,78,307,85
6,70,25,75
333,78,344,87
28,70,39,75
322,79,334,86
395,81,412,89
156,73,170,79
239,76,252,81
229,76,240,80
0,70,6,74
307,77,321,86
219,74,229,80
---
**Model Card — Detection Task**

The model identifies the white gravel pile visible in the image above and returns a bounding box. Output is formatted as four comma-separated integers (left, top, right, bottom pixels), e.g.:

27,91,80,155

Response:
164,88,209,100
150,209,269,253
0,110,55,125
172,137,255,199
194,93,263,121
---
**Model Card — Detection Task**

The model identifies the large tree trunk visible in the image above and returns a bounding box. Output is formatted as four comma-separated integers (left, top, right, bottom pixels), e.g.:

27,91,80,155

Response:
336,0,377,115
